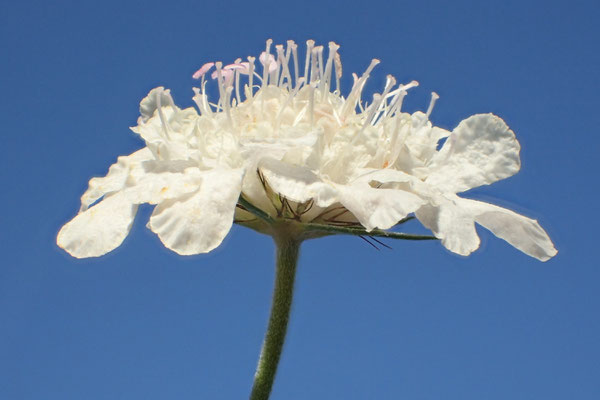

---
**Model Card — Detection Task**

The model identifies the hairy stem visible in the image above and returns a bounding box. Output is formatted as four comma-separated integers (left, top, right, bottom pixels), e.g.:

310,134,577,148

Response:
250,235,301,400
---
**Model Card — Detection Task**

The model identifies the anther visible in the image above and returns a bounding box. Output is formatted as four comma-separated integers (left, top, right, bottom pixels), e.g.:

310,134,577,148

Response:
192,62,214,80
426,92,440,119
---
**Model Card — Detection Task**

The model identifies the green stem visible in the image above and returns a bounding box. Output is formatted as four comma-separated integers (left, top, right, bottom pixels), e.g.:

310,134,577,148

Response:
250,235,301,400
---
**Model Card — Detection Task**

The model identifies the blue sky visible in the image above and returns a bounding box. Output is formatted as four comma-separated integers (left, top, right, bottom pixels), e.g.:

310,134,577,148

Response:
1,0,599,398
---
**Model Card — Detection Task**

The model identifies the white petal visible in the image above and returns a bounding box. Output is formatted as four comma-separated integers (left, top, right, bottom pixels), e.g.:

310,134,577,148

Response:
147,168,243,255
336,183,425,231
131,106,198,151
80,148,153,211
415,198,480,256
57,192,138,258
351,168,435,199
240,166,279,218
457,198,558,261
238,150,288,217
426,114,521,193
259,158,338,208
122,168,203,205
404,112,451,165
139,87,175,123
352,168,418,185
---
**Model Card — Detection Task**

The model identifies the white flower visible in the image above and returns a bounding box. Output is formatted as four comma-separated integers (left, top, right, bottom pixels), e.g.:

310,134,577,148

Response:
57,40,556,261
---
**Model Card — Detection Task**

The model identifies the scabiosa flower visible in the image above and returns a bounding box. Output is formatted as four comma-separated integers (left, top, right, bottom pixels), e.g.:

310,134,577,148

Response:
57,39,557,399
57,39,556,261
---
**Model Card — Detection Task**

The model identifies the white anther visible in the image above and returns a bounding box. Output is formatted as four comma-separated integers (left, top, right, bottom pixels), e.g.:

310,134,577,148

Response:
426,92,440,119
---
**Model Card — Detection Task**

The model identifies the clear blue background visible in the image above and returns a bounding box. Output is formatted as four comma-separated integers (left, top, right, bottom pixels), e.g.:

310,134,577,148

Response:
2,0,599,398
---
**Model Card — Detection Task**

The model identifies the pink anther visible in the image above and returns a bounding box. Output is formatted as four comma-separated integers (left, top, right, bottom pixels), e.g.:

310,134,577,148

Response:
224,62,250,75
192,62,215,79
259,52,278,73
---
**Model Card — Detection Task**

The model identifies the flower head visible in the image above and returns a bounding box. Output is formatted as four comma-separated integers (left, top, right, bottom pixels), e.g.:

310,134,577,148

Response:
57,40,556,261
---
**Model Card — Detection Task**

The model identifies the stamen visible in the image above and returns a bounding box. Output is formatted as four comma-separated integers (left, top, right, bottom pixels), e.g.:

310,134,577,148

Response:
426,92,440,119
310,47,319,84
247,56,255,99
277,43,291,88
276,77,306,128
321,42,339,98
341,59,380,117
316,45,324,84
211,68,234,83
214,62,226,111
224,86,234,128
334,52,342,94
387,80,419,116
370,75,396,125
192,62,214,80
288,40,299,88
357,93,382,138
233,58,242,104
193,86,212,117
351,72,359,91
225,61,250,74
276,45,292,89
193,62,215,97
304,40,315,83
388,90,407,117
272,44,283,86
261,39,273,87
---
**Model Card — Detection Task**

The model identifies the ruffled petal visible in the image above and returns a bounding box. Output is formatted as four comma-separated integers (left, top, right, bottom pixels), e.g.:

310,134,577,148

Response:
147,168,243,255
57,192,138,258
80,148,153,211
336,183,425,231
131,106,198,150
139,87,175,123
351,168,435,199
426,114,521,193
415,198,480,256
457,198,558,261
351,168,420,187
122,168,204,205
259,158,338,208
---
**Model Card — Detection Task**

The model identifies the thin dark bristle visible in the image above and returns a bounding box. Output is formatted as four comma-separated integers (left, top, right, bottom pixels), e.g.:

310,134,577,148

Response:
358,235,380,251
312,206,346,221
283,197,298,218
297,198,314,216
327,208,350,221
257,169,267,187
